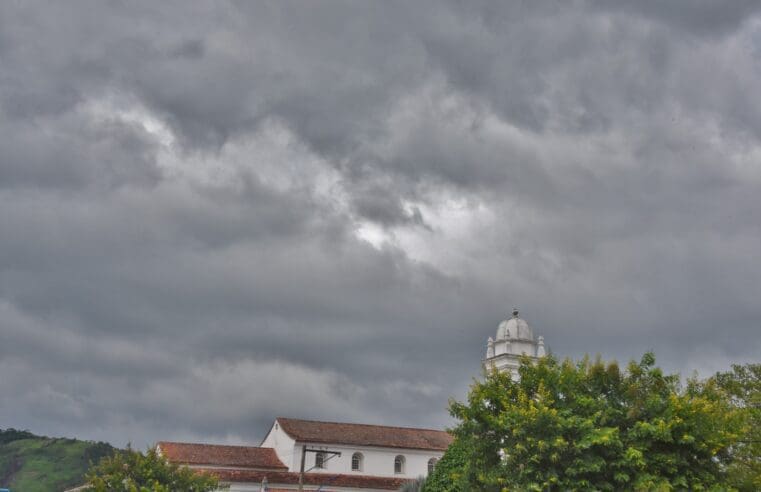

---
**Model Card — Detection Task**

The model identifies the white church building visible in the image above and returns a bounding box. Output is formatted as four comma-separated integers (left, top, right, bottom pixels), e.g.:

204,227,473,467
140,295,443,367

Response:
158,418,451,491
158,309,545,491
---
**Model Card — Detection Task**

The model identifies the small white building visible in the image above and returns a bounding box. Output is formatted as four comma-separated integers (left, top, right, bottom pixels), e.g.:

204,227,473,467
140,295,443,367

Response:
261,418,449,479
483,309,545,378
158,417,451,491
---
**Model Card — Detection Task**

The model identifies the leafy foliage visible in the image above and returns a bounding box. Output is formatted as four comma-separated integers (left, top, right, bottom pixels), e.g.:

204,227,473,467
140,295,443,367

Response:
85,446,222,492
0,428,36,445
423,436,469,492
398,476,427,491
426,353,743,491
712,363,761,491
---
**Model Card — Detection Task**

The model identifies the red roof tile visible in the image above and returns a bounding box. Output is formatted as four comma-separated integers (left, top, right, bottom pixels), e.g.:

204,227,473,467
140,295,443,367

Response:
275,417,453,451
198,469,410,490
157,442,287,470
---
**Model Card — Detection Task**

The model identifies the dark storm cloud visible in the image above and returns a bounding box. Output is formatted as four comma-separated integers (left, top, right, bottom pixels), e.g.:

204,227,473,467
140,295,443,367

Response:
0,1,760,448
595,0,761,36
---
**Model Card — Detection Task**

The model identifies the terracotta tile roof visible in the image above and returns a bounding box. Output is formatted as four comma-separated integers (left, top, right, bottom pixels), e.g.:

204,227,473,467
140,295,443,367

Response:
275,417,453,451
157,441,287,470
198,469,410,490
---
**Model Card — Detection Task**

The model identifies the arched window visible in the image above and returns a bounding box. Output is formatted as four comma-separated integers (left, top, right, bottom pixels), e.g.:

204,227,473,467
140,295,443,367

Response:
428,458,438,475
351,452,363,471
315,452,325,469
394,455,405,474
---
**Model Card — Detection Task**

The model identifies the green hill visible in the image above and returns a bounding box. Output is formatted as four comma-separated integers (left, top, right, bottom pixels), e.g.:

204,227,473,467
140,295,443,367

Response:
0,428,116,492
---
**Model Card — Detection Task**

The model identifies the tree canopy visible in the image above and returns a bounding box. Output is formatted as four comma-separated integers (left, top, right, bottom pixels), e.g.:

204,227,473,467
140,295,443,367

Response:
426,353,744,491
85,446,222,492
712,363,761,491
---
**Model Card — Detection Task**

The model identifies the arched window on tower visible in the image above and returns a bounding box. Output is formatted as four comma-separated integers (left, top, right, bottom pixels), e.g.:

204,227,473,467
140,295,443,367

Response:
352,452,363,471
428,457,438,475
315,452,325,469
394,455,405,474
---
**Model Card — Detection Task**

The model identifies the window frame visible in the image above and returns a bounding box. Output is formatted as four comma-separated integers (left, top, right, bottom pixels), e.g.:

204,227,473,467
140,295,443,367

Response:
394,455,405,474
315,451,326,469
351,452,363,472
427,457,438,475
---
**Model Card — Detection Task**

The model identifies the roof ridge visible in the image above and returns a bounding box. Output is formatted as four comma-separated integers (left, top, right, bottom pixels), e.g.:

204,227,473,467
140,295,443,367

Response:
198,468,409,479
158,441,277,449
275,416,449,434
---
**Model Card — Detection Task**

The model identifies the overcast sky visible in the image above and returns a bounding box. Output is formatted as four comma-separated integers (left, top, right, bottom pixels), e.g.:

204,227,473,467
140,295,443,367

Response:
1,1,760,449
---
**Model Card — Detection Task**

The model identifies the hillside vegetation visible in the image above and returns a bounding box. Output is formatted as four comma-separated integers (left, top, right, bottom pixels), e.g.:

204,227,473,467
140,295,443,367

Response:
0,428,115,492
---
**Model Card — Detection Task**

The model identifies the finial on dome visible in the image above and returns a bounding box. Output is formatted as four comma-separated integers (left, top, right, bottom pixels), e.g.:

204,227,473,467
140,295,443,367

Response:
512,308,519,318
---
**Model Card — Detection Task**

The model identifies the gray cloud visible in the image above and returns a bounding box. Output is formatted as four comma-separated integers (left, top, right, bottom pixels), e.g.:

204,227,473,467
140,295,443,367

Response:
0,1,760,448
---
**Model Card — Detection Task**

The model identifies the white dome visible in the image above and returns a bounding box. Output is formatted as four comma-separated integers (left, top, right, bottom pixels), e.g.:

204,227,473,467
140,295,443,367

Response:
496,309,534,341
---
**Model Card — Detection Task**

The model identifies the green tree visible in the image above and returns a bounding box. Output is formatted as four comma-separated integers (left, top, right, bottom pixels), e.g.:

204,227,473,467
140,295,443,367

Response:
399,476,427,491
713,363,761,491
85,446,223,492
0,428,36,444
427,353,742,491
424,436,470,492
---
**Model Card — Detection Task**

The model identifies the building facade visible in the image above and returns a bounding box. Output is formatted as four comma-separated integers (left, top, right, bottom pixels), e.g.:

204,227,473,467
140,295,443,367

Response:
158,417,451,491
260,418,449,479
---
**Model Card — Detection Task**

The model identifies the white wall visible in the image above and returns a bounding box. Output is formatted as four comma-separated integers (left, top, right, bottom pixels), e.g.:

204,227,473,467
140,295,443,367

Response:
224,483,392,492
261,419,445,480
260,421,296,469
294,442,443,479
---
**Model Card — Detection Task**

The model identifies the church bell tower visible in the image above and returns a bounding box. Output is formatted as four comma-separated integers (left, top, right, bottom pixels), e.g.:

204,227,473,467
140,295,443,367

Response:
483,308,545,379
